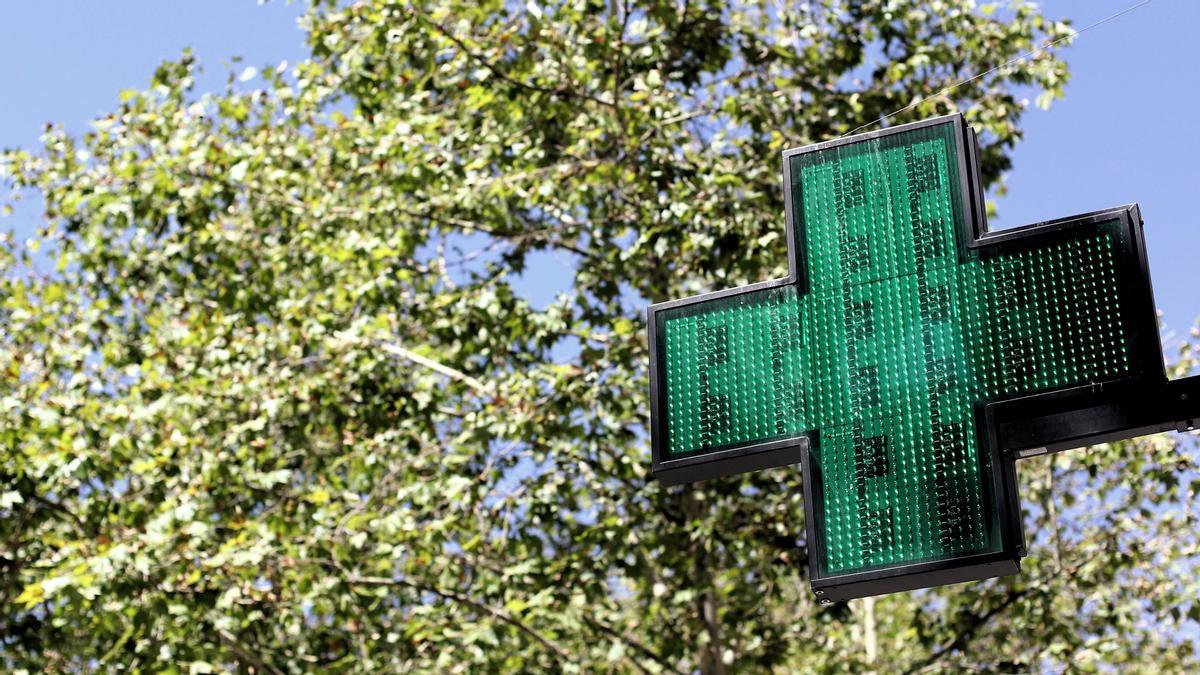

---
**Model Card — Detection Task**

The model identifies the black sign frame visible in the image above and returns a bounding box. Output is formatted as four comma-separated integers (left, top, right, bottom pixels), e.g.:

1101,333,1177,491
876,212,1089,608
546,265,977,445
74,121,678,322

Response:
646,113,1200,601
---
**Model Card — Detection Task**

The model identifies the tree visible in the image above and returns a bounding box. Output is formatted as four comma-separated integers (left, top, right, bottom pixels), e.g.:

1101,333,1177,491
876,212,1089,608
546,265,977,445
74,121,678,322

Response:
2,0,1197,671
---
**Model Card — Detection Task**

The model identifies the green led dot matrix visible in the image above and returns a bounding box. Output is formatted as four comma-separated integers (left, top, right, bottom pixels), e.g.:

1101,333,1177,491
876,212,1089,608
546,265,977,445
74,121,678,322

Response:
647,114,1166,600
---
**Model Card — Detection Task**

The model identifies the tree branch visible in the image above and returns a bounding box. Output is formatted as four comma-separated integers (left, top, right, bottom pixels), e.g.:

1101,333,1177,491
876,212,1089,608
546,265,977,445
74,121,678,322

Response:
23,482,96,538
413,8,618,109
682,489,727,675
216,628,285,675
333,331,494,395
905,587,1030,673
582,614,684,675
404,204,599,262
344,573,571,663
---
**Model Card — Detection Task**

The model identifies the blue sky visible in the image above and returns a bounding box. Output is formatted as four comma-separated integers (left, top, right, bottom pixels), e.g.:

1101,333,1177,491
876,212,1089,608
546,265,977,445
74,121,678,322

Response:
988,0,1200,352
1,0,1196,349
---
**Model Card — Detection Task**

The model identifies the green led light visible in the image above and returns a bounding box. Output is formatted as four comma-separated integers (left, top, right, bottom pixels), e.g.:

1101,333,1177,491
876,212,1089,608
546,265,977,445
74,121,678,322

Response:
663,286,806,456
657,121,1133,576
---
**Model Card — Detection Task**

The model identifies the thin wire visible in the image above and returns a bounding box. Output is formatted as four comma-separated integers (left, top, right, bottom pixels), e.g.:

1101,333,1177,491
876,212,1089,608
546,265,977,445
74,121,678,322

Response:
836,0,1154,140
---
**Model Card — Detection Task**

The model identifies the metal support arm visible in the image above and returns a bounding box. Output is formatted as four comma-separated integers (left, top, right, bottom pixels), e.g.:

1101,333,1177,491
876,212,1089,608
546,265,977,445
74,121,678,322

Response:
986,375,1200,460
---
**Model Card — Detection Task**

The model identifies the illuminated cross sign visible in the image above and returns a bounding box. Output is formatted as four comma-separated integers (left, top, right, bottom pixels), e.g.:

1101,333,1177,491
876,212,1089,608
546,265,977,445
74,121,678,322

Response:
647,114,1200,601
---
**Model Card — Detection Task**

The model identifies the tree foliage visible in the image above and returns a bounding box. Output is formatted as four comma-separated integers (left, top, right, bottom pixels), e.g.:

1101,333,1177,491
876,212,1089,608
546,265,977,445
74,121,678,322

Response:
2,0,1198,671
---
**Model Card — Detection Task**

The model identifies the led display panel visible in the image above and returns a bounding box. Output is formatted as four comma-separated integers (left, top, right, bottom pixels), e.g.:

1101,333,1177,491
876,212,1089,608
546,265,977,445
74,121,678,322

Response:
647,114,1163,600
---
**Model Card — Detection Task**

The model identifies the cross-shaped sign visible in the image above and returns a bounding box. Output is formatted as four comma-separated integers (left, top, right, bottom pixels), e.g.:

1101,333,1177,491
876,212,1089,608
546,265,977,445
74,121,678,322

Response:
647,114,1200,601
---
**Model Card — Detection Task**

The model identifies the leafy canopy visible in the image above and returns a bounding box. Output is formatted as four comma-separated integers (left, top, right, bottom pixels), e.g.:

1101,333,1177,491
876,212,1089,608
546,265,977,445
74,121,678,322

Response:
2,0,1198,672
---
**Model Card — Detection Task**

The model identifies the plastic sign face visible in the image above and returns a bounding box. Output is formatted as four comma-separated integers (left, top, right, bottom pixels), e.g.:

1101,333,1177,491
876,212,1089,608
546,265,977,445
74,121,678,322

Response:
646,114,1166,600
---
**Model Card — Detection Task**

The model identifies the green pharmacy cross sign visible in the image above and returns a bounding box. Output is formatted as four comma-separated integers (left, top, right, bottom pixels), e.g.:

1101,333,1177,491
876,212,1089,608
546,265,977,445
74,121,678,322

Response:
646,114,1200,601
